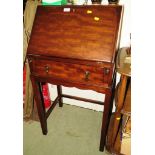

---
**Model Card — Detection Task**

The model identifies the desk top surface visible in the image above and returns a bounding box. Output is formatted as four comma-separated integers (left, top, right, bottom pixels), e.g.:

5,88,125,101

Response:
27,5,123,63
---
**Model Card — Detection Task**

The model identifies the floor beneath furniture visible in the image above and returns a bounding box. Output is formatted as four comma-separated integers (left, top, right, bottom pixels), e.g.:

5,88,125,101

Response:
23,104,110,155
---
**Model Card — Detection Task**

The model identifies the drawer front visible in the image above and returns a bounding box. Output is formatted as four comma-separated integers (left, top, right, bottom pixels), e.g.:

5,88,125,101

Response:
30,58,112,86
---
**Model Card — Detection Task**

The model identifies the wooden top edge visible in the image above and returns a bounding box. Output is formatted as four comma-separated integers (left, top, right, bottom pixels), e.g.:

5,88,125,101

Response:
37,5,123,8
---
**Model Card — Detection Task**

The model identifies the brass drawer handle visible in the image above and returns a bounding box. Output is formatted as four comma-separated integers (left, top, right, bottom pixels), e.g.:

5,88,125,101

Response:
29,59,32,63
85,71,90,80
45,66,49,73
104,68,110,75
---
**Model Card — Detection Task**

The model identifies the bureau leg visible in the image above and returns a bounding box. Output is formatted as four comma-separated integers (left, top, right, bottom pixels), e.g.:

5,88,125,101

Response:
31,76,47,135
57,85,63,107
99,89,112,151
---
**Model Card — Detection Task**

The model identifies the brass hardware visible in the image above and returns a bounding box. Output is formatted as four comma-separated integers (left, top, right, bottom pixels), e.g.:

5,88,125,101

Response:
85,71,90,80
29,59,32,63
45,66,49,73
104,68,110,75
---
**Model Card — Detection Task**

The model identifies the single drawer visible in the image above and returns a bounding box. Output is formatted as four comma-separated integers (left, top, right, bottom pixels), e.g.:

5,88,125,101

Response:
29,58,112,86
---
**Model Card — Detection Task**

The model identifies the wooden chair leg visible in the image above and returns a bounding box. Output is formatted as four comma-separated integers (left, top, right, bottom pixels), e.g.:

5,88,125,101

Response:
31,76,47,135
57,85,63,107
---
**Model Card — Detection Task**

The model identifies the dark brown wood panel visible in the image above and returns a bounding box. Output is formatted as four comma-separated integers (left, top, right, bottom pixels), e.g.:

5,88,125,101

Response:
31,58,112,86
27,5,122,63
32,75,109,94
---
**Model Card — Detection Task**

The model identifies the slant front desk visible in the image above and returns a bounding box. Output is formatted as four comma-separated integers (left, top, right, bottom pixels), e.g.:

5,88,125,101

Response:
27,5,123,151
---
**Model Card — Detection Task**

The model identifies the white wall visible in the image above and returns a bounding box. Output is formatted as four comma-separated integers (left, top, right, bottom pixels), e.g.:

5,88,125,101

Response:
48,0,131,111
48,85,105,111
119,0,131,47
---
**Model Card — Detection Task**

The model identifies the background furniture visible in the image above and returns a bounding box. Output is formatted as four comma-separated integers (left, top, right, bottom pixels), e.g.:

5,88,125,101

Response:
27,5,123,151
23,0,40,121
106,47,131,154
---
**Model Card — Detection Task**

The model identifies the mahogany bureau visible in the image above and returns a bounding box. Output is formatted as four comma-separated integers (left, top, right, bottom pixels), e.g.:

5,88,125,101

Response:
27,5,123,151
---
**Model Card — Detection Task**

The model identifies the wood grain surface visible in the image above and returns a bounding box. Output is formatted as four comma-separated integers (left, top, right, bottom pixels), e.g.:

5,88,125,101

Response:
27,5,123,152
27,5,122,63
31,58,112,85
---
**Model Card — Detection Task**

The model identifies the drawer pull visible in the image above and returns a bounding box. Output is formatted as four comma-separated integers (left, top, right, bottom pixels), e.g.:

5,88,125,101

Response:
45,66,49,73
104,68,110,75
29,59,32,63
85,71,90,80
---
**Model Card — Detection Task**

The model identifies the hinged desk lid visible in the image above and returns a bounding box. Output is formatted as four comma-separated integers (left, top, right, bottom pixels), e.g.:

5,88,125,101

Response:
27,5,123,63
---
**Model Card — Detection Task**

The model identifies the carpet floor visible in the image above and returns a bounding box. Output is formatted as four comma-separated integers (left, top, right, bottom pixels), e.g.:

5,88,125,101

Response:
23,104,110,155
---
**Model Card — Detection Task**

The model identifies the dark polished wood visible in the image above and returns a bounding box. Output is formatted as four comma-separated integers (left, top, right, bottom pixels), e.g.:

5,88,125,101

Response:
46,96,59,119
27,5,123,152
28,5,123,63
57,85,63,107
29,58,113,87
100,71,116,151
62,94,104,105
30,76,47,135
